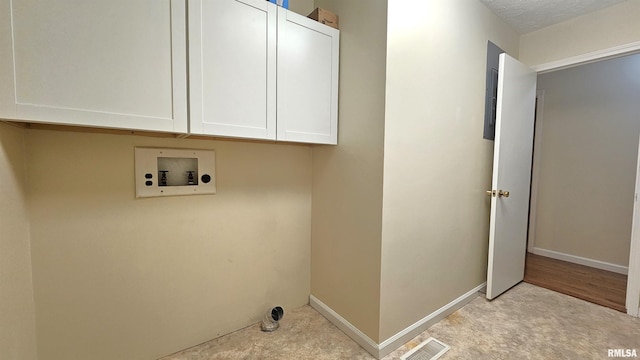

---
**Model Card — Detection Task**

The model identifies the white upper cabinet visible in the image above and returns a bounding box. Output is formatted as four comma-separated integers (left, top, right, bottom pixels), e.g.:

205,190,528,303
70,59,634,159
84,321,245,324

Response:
0,0,15,120
189,0,277,140
5,0,188,133
276,8,339,145
0,0,339,144
190,0,339,144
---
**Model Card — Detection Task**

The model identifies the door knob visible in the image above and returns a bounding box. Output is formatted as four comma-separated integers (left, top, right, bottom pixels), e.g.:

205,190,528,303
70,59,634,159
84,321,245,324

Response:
498,190,510,198
486,190,496,197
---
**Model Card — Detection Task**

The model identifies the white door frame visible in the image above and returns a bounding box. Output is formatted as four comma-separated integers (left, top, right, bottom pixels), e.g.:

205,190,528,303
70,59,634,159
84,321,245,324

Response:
527,90,545,254
531,40,640,74
627,137,640,317
526,40,640,317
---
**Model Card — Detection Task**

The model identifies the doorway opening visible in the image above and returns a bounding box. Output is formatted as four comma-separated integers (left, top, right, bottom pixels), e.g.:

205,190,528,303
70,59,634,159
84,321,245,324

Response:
524,52,640,312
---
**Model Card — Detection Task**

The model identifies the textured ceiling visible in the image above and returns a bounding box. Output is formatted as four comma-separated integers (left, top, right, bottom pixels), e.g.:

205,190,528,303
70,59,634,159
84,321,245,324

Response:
479,0,630,33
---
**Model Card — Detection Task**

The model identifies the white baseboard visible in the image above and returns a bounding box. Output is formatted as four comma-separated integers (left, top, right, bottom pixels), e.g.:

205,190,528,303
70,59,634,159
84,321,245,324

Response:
377,283,485,358
530,247,628,275
310,282,486,359
309,295,379,357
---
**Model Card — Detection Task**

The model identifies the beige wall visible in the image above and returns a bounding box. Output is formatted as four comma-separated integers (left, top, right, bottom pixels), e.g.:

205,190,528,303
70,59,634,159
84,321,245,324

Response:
288,0,314,17
520,0,640,67
311,0,387,342
533,54,640,266
379,0,519,341
26,130,312,360
0,122,38,360
3,1,315,359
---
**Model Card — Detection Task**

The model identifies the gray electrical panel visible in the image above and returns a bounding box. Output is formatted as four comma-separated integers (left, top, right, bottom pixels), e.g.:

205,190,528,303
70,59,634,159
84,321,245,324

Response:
483,41,504,140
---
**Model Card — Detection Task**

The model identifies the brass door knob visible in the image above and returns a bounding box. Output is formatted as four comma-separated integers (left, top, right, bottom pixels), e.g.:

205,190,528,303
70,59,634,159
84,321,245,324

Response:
498,190,510,198
486,190,496,197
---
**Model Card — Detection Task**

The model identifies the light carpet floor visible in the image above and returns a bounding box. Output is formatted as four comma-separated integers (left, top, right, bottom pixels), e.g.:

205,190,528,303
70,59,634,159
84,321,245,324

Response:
160,283,640,359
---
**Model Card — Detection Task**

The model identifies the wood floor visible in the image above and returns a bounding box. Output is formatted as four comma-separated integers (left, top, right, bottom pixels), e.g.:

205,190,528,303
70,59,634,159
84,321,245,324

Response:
524,252,627,312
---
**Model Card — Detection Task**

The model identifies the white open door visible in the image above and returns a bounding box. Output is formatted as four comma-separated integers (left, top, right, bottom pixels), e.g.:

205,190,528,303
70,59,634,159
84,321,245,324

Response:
486,53,537,300
626,135,640,317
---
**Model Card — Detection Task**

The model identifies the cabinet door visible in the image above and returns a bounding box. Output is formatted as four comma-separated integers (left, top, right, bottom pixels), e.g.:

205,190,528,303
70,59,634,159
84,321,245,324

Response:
0,0,15,120
189,0,276,140
9,0,187,133
277,8,339,145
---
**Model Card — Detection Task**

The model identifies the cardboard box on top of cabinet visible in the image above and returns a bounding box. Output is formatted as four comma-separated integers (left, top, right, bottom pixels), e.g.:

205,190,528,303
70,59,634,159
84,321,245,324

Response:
308,8,339,29
267,0,288,9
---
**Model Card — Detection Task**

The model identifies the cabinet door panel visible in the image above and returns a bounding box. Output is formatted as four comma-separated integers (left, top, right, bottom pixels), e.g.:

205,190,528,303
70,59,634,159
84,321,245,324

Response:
277,8,339,144
189,0,276,140
10,0,187,132
0,0,15,119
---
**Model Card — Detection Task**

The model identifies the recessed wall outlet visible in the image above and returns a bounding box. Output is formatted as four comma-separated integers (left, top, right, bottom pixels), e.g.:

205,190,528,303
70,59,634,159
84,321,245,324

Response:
134,147,216,198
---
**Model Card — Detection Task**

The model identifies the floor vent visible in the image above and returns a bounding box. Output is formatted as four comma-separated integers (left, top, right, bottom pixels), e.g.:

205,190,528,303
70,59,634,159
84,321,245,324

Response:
400,337,450,360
